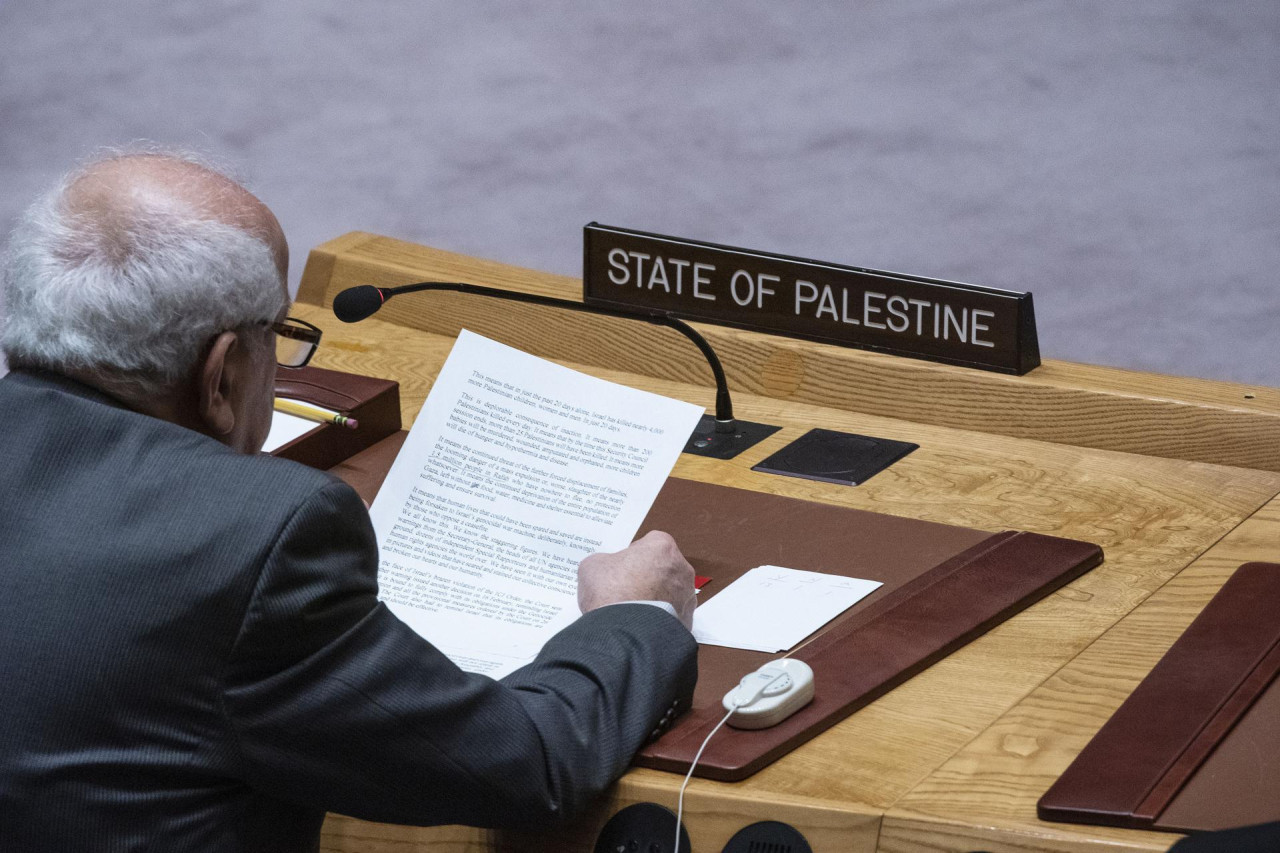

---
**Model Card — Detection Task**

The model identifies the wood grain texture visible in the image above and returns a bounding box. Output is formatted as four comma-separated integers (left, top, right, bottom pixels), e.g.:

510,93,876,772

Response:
296,231,376,305
291,236,1280,853
296,232,1280,472
880,498,1280,853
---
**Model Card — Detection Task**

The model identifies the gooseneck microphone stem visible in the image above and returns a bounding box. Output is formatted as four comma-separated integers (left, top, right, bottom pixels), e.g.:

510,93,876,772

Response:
334,282,736,432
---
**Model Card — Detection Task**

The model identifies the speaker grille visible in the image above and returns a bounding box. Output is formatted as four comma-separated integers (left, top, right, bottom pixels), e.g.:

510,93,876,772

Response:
747,843,791,853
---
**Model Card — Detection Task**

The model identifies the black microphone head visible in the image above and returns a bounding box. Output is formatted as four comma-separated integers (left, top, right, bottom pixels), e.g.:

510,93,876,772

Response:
332,285,387,323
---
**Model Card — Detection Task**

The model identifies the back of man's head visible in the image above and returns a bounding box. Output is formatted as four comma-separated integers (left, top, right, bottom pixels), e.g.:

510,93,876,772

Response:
1,150,287,399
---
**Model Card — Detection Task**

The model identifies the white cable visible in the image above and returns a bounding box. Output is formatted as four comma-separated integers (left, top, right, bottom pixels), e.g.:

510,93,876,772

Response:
672,668,788,853
673,705,734,853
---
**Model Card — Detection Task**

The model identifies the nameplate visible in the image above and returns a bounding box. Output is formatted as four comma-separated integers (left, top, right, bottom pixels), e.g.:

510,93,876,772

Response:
583,223,1040,374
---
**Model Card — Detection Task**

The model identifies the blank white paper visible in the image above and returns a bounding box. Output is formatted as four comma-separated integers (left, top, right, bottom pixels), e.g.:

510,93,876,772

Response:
262,409,318,452
692,566,882,653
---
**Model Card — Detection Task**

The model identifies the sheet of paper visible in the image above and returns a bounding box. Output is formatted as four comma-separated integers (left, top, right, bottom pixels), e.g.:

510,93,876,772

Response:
370,330,704,678
263,409,318,452
692,566,882,653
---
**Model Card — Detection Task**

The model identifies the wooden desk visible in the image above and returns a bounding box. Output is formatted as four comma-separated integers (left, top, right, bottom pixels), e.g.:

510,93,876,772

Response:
295,233,1280,853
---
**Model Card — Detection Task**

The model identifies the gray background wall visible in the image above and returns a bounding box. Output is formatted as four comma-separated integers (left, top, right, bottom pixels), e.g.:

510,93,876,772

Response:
2,1,1276,386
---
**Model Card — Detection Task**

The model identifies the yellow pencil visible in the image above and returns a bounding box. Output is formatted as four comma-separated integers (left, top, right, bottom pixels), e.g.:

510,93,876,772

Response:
273,398,359,430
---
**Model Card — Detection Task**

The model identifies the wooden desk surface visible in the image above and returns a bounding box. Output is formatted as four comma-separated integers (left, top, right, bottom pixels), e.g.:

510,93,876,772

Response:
295,233,1280,853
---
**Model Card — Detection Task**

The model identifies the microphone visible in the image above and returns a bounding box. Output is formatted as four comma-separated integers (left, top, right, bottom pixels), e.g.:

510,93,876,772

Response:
332,285,387,323
330,280,779,456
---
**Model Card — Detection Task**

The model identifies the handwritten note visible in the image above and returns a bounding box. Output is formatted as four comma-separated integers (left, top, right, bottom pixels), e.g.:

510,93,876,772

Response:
692,566,882,653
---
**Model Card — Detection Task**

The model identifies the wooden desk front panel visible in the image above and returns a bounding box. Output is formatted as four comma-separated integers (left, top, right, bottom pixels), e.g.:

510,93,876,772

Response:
290,239,1280,853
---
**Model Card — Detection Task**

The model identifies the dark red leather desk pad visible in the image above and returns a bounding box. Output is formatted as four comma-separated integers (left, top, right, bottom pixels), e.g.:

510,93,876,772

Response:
328,431,1103,781
1039,561,1280,833
633,477,1101,780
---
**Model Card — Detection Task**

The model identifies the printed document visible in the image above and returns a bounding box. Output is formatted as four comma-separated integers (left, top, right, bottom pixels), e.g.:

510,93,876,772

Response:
369,330,703,678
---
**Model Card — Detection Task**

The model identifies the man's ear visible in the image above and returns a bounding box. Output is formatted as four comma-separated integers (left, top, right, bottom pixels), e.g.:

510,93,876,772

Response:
198,331,240,436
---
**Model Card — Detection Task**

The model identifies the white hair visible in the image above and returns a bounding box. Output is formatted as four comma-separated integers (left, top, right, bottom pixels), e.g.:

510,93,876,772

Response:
1,154,285,397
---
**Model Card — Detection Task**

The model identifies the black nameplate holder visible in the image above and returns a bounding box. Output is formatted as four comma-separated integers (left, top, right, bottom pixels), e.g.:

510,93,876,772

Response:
584,223,1040,375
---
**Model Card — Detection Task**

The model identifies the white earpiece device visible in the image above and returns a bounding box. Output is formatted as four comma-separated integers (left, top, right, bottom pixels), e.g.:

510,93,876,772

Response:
722,658,815,729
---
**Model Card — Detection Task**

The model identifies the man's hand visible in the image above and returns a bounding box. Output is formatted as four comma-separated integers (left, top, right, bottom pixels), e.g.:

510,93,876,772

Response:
578,531,697,631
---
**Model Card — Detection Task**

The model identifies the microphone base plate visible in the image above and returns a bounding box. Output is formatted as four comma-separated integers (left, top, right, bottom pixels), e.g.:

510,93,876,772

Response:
683,415,781,459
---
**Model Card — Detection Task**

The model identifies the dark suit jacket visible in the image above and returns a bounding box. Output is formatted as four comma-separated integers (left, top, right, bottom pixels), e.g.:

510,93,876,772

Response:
0,369,697,852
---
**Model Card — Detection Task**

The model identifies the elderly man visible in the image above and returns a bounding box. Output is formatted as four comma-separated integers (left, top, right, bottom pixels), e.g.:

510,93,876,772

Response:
0,153,697,852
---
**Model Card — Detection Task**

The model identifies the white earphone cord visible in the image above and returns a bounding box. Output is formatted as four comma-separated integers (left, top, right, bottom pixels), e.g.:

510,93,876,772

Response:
672,668,788,853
